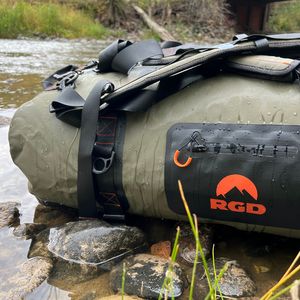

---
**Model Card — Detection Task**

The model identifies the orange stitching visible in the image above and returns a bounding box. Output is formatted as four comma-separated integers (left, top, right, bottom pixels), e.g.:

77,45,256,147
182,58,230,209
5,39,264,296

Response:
242,56,291,65
95,142,114,145
163,48,174,56
228,59,299,73
236,71,289,81
97,117,117,136
100,192,121,207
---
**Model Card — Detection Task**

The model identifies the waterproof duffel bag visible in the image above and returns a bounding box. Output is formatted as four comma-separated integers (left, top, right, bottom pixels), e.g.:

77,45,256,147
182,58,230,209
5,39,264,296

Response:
9,33,300,238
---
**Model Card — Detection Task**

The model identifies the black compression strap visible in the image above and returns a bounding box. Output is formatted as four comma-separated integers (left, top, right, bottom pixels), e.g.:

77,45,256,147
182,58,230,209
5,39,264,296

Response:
98,39,132,73
50,87,85,128
77,80,114,219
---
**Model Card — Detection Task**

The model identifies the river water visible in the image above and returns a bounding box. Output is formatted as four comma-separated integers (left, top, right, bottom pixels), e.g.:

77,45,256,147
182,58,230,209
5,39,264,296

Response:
0,38,109,299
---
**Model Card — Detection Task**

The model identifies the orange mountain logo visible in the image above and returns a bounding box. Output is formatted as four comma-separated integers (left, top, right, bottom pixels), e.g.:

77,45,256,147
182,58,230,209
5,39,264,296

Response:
210,174,266,215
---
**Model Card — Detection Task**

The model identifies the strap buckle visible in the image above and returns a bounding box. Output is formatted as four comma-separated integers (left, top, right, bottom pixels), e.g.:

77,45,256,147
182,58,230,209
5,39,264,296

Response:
92,151,115,174
54,71,79,91
103,214,126,225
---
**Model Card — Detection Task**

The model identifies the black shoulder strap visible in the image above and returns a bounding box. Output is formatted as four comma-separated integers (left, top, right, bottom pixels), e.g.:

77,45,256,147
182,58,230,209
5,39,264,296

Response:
98,39,163,74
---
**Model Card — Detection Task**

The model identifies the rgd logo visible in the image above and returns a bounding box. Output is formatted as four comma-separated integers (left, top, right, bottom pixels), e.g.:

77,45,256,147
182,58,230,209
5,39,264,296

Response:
210,174,266,215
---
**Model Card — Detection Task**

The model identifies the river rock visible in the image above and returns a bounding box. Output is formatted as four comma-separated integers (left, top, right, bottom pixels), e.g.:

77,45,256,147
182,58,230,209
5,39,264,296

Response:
110,253,184,299
193,257,256,299
100,295,143,300
0,202,19,229
47,220,148,268
150,240,172,259
33,204,78,227
0,256,53,299
173,222,214,266
13,223,47,240
243,233,285,258
28,228,52,259
0,116,11,127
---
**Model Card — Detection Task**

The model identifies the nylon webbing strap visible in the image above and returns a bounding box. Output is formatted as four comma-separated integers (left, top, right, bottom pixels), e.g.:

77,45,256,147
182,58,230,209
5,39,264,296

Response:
77,79,114,219
98,39,163,74
42,65,78,90
49,87,85,128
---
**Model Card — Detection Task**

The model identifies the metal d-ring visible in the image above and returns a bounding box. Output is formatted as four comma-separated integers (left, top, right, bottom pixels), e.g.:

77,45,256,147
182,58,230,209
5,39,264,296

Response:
92,151,115,174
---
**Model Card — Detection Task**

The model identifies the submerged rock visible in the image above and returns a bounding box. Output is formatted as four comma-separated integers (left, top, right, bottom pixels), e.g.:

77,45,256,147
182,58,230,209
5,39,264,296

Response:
0,202,19,229
13,223,47,240
173,222,214,266
33,204,78,227
100,295,143,300
47,220,148,267
193,257,257,299
110,254,184,299
0,256,53,299
0,116,11,127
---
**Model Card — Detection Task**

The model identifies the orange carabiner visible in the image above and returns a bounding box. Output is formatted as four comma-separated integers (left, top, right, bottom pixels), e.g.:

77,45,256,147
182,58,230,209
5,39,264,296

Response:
173,150,192,167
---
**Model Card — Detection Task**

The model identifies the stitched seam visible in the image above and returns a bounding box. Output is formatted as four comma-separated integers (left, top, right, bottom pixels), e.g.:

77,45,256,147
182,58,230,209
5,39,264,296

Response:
100,192,120,206
97,117,117,136
108,45,257,99
242,56,291,65
236,71,290,81
227,59,298,73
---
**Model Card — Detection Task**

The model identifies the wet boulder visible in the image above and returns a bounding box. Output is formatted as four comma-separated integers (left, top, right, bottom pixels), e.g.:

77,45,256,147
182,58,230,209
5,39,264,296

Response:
0,256,53,299
0,202,19,229
110,254,184,299
47,220,148,268
172,222,214,266
193,257,257,299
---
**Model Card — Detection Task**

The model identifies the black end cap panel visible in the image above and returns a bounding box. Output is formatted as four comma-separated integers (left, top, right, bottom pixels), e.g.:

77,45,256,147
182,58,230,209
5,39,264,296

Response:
165,123,300,230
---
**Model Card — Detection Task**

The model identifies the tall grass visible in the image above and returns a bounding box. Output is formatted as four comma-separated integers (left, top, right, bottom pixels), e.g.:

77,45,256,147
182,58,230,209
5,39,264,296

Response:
175,180,300,300
267,2,300,32
0,0,111,39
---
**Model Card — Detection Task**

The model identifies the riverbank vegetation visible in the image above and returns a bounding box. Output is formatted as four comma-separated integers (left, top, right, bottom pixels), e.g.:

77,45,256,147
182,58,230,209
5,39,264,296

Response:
0,0,120,39
1,0,300,41
0,0,233,42
268,1,300,33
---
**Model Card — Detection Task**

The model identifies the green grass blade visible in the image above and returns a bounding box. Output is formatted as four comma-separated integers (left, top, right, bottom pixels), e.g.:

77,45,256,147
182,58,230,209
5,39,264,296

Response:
178,180,215,299
158,227,180,300
189,222,199,300
122,262,126,300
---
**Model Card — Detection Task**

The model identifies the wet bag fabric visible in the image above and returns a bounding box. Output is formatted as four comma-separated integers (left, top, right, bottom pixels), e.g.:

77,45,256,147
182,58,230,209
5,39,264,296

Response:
9,36,300,238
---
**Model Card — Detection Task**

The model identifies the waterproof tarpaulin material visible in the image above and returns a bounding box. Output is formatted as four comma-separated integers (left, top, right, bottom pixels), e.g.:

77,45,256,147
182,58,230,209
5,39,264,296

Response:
9,34,300,238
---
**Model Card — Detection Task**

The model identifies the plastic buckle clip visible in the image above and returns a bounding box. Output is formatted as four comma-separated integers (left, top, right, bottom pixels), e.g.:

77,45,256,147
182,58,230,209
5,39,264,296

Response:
92,151,115,175
103,214,126,225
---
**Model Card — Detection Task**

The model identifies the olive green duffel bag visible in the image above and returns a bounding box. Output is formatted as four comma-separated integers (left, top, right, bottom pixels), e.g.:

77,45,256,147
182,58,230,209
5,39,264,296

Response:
9,33,300,237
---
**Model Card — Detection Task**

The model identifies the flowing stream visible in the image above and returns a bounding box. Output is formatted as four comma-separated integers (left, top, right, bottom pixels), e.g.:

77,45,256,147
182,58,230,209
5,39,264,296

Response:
0,38,109,299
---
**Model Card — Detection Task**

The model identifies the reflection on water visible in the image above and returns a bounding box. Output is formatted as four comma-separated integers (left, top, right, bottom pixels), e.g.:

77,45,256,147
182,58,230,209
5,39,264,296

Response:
0,38,107,299
0,38,106,110
0,125,37,223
